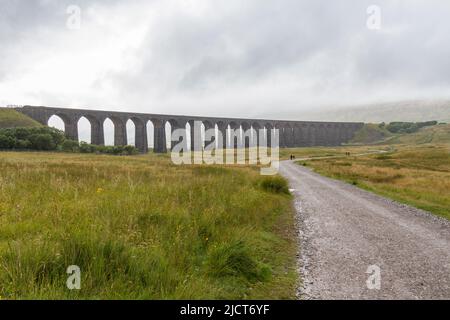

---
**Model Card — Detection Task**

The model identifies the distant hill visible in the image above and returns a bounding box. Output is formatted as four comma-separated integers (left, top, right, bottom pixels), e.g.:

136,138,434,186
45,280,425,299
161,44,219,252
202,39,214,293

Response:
300,100,450,123
0,108,42,128
351,122,450,145
384,123,450,145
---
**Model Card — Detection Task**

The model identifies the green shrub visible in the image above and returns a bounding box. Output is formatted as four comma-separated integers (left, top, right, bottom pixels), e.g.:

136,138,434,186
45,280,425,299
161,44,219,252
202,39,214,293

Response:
28,134,56,150
79,142,97,153
123,145,139,155
0,126,65,150
0,126,139,155
0,134,15,149
386,121,437,134
61,139,80,152
14,139,31,149
260,176,290,194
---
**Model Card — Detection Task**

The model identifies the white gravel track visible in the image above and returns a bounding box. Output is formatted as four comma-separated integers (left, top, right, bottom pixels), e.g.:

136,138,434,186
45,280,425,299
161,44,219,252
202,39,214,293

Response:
279,160,450,300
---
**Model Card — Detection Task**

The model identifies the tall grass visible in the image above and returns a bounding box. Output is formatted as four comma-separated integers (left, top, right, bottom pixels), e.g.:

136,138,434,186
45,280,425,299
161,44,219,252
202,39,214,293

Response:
300,144,450,220
0,152,297,299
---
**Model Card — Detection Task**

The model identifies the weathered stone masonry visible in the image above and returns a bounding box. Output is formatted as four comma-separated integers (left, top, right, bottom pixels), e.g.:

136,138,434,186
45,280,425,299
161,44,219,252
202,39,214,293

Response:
17,106,364,153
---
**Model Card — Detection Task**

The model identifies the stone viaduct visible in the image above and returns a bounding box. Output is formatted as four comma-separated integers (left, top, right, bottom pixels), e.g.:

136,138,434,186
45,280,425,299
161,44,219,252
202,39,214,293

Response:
17,106,364,153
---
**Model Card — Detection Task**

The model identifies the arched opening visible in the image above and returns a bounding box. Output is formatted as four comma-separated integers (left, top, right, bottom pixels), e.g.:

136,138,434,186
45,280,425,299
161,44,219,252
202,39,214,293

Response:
48,115,65,132
126,119,135,146
264,123,272,148
147,120,154,149
216,121,227,150
252,123,261,147
165,121,172,149
184,122,190,149
77,116,91,144
228,121,240,149
103,118,115,146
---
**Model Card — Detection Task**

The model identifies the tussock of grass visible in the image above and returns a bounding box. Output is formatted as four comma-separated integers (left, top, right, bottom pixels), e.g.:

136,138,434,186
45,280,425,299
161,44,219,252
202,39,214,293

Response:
260,176,290,194
0,152,297,299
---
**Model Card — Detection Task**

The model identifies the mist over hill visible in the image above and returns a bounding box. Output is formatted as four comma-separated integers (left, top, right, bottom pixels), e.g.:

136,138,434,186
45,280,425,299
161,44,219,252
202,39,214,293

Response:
268,100,450,123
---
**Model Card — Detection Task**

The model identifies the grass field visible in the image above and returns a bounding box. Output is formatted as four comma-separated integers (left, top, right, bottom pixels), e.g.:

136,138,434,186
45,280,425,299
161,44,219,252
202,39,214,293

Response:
279,145,392,160
0,108,42,128
297,143,450,220
0,152,297,299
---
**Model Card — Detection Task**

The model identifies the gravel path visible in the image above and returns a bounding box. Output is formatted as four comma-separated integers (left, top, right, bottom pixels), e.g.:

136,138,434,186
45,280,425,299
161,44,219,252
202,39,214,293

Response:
279,160,450,300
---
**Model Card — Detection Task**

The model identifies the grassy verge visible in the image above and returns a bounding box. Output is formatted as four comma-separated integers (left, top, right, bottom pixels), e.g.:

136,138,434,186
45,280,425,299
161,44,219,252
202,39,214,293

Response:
0,152,297,299
297,144,450,220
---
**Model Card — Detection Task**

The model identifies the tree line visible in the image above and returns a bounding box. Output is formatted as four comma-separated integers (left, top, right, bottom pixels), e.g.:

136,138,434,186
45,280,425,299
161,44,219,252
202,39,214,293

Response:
379,121,438,134
0,127,139,155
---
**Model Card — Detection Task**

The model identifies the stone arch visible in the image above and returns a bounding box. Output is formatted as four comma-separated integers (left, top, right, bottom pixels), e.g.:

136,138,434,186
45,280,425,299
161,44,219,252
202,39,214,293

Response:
152,118,167,153
315,123,325,146
84,115,104,146
146,119,155,150
274,122,285,147
48,114,65,132
325,123,335,146
292,123,303,147
166,118,186,151
228,121,241,149
120,117,147,153
283,123,294,148
77,116,92,144
126,119,136,146
263,122,274,147
48,112,79,141
103,118,115,146
298,123,309,147
241,121,251,148
202,120,216,149
216,120,227,149
109,116,127,146
307,123,317,146
251,122,262,147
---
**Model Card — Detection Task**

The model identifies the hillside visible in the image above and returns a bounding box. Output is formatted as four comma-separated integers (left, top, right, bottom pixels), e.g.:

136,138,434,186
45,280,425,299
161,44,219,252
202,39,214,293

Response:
0,108,42,128
385,123,450,145
296,100,450,123
350,123,393,144
349,122,450,145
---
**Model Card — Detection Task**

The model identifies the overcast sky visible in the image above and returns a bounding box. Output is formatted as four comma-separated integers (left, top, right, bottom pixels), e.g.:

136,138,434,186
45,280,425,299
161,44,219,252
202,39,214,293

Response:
1,0,450,119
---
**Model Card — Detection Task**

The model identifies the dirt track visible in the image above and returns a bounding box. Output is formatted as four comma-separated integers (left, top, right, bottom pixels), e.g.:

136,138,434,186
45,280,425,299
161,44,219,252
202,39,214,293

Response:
279,160,450,300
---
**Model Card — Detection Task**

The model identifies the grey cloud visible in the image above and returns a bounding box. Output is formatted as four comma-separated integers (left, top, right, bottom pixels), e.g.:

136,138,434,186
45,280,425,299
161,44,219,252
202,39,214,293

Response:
1,0,450,118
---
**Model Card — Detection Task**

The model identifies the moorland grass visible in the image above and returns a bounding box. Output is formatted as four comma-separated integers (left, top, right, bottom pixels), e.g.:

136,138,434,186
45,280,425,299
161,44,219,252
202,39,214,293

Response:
0,108,42,129
0,152,297,299
299,144,450,220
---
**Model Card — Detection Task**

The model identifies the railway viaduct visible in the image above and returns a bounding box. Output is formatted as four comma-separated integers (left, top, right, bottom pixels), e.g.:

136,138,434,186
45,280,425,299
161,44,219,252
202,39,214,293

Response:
17,106,364,153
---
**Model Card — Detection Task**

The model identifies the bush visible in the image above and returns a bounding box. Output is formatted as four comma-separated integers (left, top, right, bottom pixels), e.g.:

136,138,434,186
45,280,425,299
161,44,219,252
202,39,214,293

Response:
123,145,139,155
79,142,97,153
0,125,140,155
386,121,438,134
260,176,290,194
96,145,139,155
0,126,65,151
14,139,31,149
0,134,15,149
61,139,80,152
28,134,56,150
